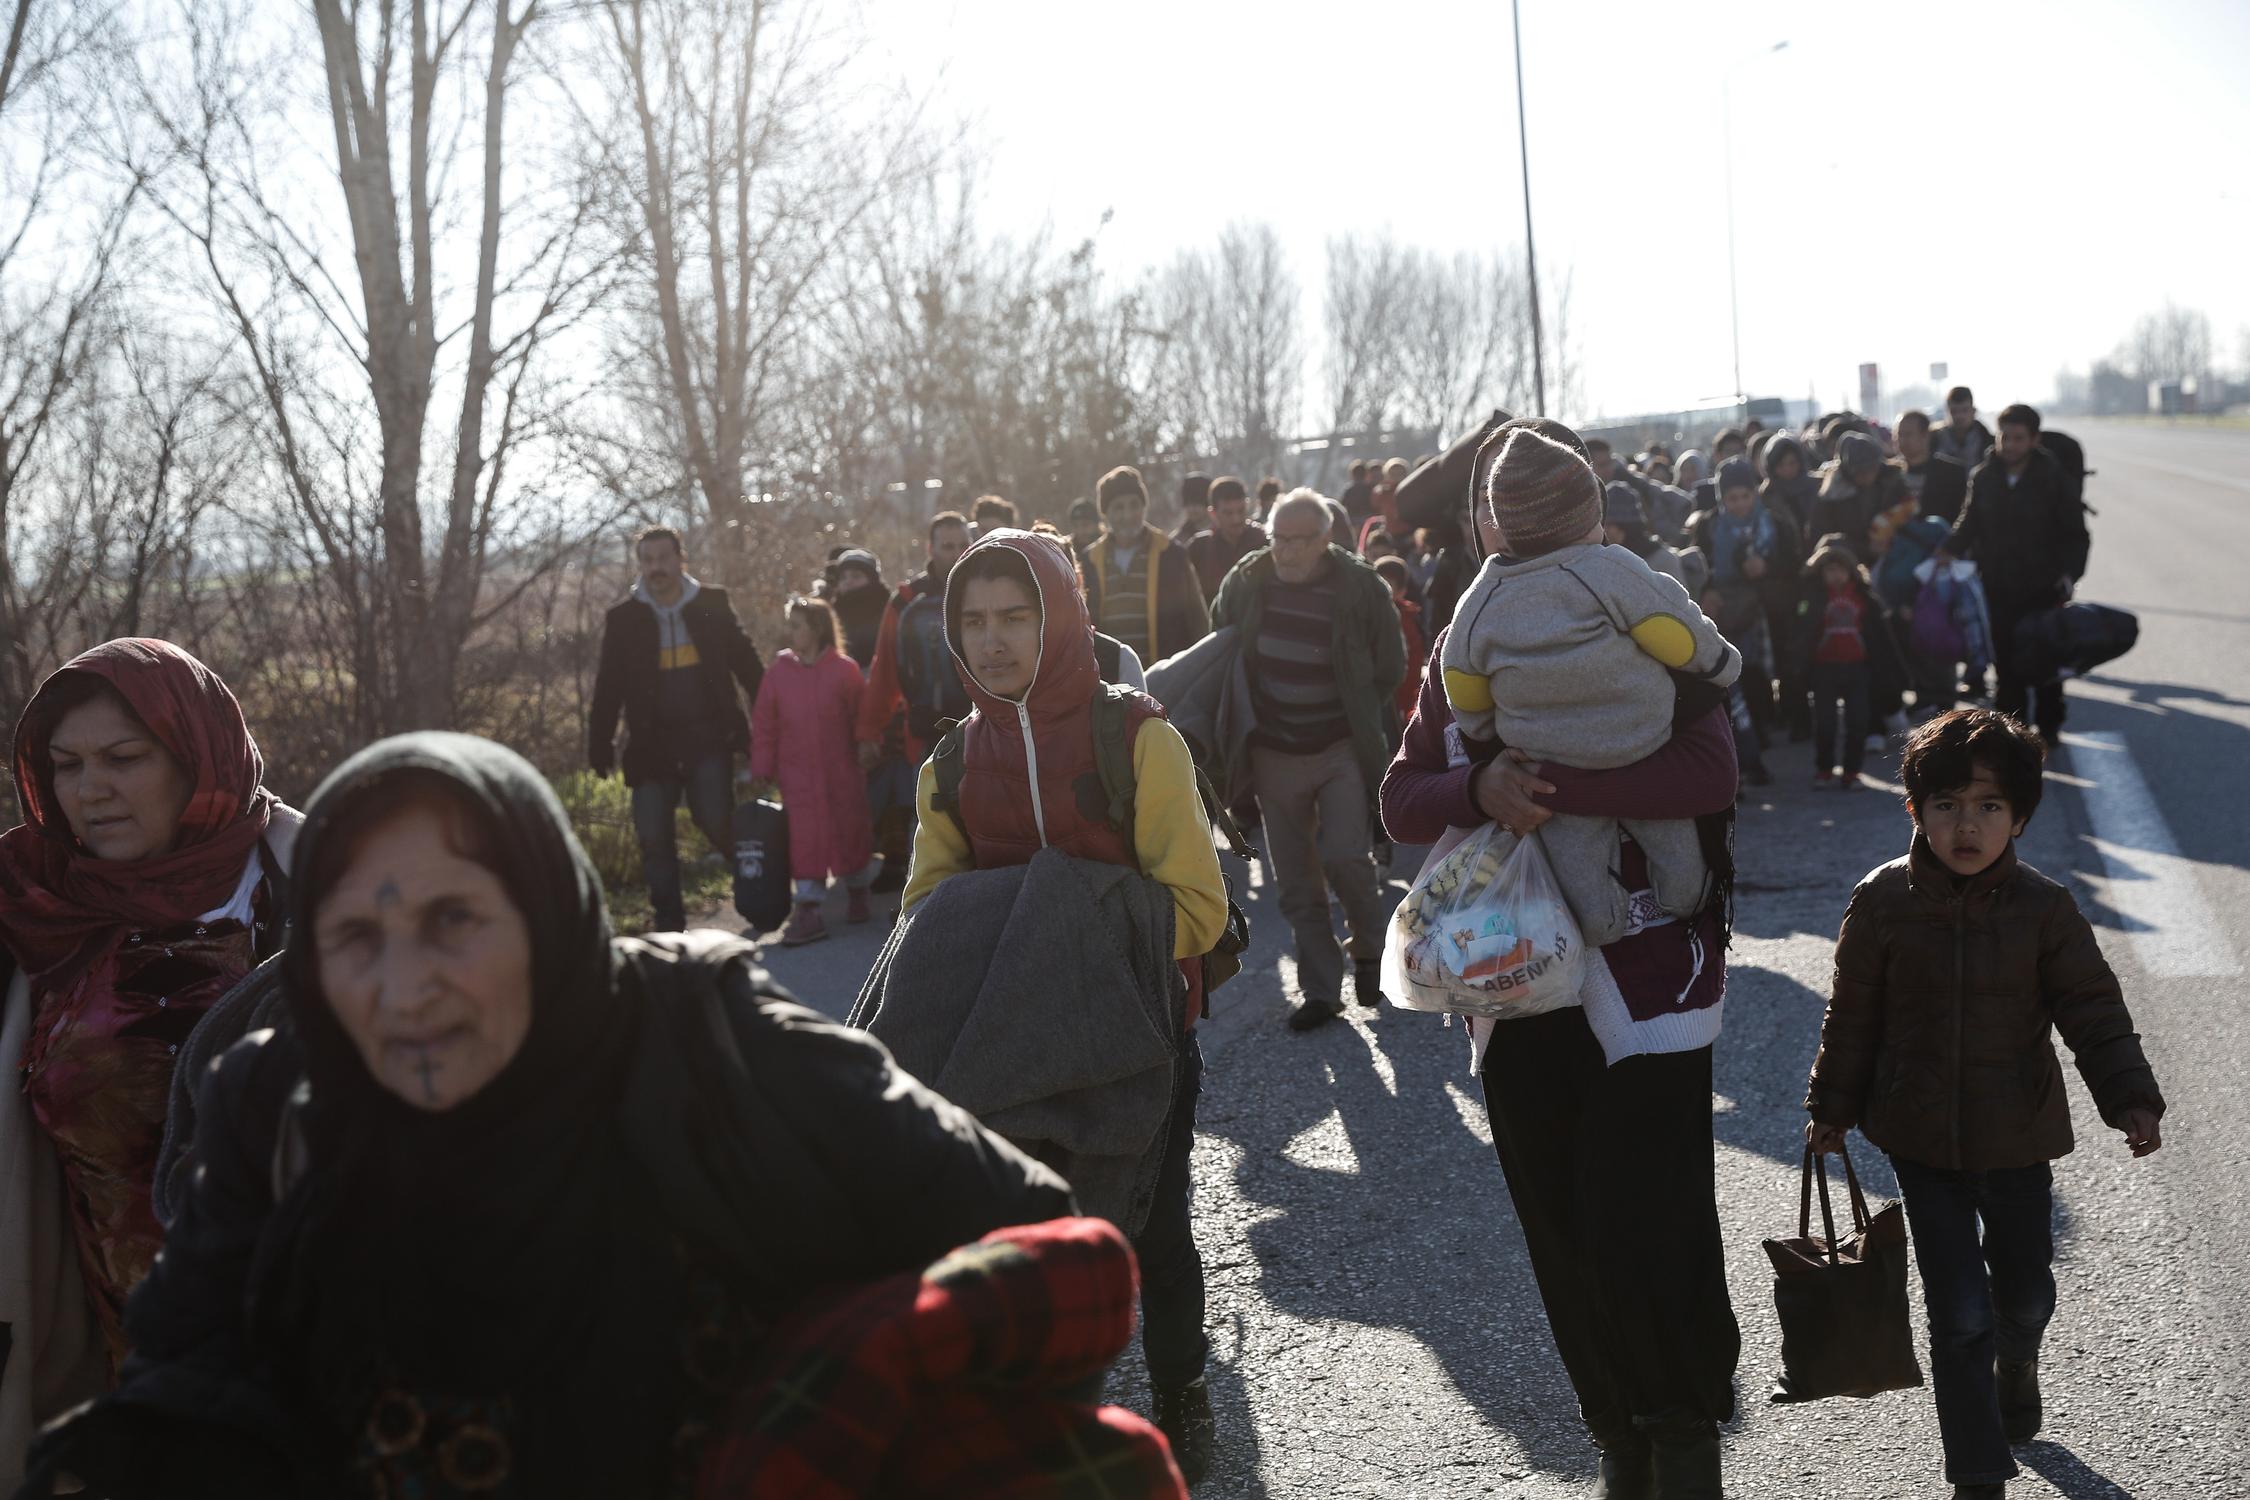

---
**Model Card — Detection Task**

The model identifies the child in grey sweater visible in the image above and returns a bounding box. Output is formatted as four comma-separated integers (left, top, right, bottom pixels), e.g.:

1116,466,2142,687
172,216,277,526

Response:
1441,428,1741,945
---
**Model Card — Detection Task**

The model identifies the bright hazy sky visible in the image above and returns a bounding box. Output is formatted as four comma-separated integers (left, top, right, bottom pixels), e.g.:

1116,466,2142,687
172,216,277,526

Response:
864,0,2250,425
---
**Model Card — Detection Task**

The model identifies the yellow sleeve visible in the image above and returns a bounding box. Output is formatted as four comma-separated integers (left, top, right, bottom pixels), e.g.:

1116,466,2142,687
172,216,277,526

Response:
1130,719,1229,960
900,759,975,915
1628,614,1699,668
1442,667,1496,714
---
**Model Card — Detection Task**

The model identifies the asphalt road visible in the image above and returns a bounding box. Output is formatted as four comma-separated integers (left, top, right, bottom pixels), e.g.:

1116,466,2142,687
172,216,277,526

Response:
706,418,2250,1499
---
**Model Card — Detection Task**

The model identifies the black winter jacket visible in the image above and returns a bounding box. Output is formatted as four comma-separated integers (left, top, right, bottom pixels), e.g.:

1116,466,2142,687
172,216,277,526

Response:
589,588,765,783
1904,453,1969,525
20,938,1071,1497
1808,837,2164,1170
1948,448,2090,610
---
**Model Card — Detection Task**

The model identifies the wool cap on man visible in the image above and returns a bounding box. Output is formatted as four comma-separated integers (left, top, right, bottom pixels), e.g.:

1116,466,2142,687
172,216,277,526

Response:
1098,465,1147,508
1604,480,1653,532
1716,457,1760,496
1837,431,1883,477
1488,427,1603,556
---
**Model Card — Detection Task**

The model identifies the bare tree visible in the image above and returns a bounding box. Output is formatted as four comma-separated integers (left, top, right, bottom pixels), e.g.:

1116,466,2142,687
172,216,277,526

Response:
1322,233,1406,441
2121,302,2214,386
0,0,142,717
588,0,926,591
1141,221,1301,484
1204,222,1301,480
1378,247,1547,442
126,0,607,739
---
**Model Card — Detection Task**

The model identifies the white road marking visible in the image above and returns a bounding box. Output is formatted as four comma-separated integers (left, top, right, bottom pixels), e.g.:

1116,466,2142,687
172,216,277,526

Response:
2111,451,2250,495
2066,731,2243,977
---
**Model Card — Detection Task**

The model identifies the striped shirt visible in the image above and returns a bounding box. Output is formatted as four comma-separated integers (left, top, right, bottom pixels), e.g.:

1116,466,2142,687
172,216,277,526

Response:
1249,566,1349,753
1099,542,1154,656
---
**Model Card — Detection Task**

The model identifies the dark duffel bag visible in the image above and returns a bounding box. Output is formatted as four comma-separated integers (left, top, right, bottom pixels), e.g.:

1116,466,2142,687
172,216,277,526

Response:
2014,601,2138,684
1764,1144,1924,1404
732,796,793,934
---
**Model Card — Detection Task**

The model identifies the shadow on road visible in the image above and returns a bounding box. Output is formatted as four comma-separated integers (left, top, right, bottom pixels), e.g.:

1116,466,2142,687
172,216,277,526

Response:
1198,1001,1610,1484
1705,960,1857,1176
2071,675,2250,842
2018,1438,2138,1499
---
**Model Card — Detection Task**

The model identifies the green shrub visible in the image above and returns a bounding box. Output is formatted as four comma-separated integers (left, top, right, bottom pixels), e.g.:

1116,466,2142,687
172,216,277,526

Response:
553,768,645,891
551,769,733,930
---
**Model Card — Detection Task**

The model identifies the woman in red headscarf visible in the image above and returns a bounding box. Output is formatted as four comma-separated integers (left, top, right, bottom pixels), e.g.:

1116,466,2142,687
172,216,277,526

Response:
0,639,298,1481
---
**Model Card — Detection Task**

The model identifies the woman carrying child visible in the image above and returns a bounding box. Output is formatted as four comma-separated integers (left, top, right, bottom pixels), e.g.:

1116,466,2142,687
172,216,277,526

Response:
1384,418,1742,1500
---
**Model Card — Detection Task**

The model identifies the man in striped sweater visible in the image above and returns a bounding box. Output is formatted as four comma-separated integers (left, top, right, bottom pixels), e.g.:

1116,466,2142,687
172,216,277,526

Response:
1211,491,1405,1030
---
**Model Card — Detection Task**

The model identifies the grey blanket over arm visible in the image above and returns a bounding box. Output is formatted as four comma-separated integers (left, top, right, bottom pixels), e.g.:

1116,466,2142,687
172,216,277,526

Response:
848,848,1181,1237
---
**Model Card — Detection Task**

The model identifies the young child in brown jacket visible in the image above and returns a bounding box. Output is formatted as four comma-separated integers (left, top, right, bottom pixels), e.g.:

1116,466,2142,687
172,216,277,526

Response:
1803,708,2165,1500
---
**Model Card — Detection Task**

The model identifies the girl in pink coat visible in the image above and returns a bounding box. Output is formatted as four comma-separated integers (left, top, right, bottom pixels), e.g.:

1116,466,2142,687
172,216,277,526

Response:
751,598,880,945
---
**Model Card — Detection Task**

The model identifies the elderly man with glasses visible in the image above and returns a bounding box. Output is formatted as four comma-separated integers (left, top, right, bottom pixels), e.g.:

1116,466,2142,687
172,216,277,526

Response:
1209,490,1406,1030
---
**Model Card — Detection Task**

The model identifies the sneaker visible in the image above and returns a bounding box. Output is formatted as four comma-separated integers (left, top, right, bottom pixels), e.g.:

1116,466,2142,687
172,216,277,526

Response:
1151,1377,1215,1484
778,903,828,947
1999,1358,2042,1442
846,888,872,924
1352,962,1385,1008
1813,769,1836,787
1286,996,1345,1032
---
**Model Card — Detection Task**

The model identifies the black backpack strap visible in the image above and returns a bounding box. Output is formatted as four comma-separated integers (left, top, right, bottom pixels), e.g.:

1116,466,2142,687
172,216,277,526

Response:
927,718,971,843
1088,683,1253,861
1089,685,1139,835
1197,765,1255,861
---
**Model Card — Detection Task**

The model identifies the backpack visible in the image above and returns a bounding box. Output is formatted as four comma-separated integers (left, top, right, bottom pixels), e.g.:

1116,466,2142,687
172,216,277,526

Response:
894,588,971,743
1875,515,1950,608
928,682,1254,998
1910,568,1969,662
2038,429,2092,513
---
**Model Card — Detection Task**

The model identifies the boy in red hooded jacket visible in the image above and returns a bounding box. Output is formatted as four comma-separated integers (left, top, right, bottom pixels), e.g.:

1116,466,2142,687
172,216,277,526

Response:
901,529,1227,1481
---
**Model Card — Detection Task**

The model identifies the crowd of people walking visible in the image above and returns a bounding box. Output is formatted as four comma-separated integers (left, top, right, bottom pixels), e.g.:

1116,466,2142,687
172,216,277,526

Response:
0,392,2167,1499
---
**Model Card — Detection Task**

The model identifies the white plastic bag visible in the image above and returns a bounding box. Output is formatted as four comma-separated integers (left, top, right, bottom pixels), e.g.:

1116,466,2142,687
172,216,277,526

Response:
1381,822,1587,1019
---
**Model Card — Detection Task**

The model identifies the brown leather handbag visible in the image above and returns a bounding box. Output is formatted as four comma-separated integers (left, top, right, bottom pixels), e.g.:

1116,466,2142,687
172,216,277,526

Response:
1763,1143,1925,1403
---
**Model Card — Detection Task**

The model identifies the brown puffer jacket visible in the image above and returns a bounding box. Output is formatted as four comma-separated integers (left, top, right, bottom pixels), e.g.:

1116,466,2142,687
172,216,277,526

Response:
1806,837,2164,1171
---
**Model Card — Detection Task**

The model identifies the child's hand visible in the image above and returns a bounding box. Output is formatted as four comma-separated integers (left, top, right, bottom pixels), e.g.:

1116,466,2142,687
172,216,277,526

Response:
2118,1109,2162,1158
1805,1120,1850,1155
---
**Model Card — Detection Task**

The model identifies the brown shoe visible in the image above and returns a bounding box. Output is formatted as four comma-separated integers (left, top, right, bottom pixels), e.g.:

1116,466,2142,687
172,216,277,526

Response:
778,903,829,947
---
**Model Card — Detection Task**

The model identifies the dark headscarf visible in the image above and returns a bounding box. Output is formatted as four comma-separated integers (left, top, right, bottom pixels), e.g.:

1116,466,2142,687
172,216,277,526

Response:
262,733,679,1493
0,638,273,984
829,553,891,669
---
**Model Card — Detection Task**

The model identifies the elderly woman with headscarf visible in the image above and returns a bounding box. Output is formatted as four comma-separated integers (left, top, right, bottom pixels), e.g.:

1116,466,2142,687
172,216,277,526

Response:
16,734,1138,1499
0,641,299,1484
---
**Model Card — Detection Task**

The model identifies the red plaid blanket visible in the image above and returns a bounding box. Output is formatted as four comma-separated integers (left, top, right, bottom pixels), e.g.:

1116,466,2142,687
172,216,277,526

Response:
697,1216,1187,1498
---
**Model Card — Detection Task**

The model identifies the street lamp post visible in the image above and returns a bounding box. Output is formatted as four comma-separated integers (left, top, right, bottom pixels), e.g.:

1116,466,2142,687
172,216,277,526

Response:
1722,40,1788,408
1512,0,1544,418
